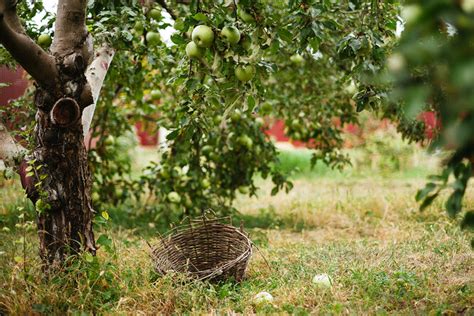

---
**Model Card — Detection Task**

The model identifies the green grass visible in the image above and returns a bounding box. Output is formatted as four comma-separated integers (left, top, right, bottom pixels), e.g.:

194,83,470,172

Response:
276,147,439,180
0,149,473,314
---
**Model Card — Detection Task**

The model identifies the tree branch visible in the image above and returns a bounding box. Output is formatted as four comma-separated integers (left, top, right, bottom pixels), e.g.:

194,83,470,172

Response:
81,45,115,136
51,0,90,59
155,0,177,20
0,0,23,33
0,2,58,89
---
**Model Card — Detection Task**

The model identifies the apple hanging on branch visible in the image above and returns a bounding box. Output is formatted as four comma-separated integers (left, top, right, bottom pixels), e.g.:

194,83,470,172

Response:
186,41,204,58
146,31,161,45
235,64,256,82
221,25,241,45
192,25,215,48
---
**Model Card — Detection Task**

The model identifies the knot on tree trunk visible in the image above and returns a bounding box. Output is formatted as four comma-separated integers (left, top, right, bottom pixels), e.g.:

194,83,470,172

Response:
50,97,80,127
63,53,85,76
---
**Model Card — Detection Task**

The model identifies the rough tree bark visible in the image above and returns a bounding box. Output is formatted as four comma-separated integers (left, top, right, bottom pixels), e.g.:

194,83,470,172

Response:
0,0,112,267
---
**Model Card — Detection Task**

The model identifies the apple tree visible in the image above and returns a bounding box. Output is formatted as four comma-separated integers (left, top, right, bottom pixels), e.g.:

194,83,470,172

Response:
0,0,416,266
119,0,402,220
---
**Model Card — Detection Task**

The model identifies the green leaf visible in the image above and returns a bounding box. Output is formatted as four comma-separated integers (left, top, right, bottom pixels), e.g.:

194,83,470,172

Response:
277,28,293,42
445,190,463,217
166,129,179,140
420,193,439,212
415,182,436,201
461,211,474,230
170,34,186,45
101,211,110,220
193,13,208,22
271,187,279,196
97,234,113,247
247,95,255,110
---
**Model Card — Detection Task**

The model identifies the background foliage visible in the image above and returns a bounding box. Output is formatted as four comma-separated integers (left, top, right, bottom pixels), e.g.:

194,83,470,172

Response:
1,0,472,231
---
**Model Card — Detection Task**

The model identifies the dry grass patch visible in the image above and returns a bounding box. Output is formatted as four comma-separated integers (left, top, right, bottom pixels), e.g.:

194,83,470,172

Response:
0,177,473,314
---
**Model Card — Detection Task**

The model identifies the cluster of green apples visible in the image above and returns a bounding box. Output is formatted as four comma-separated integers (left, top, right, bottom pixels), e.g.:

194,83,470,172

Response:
132,6,162,45
185,24,256,82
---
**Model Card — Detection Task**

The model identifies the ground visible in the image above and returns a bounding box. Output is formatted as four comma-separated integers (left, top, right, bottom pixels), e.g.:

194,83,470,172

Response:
0,149,473,314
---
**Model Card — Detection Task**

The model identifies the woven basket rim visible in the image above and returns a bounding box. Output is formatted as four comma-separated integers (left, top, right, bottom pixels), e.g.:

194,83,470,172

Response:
149,217,253,281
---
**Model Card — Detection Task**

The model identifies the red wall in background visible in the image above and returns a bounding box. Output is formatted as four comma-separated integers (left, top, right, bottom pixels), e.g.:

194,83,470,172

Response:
0,66,28,107
135,121,158,146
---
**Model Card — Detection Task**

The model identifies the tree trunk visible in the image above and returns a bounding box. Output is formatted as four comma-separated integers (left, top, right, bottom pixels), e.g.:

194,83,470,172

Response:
33,0,96,266
0,0,111,267
33,103,96,265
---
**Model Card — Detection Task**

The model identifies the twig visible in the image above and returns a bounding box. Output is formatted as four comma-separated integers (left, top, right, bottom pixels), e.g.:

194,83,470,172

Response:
155,0,178,20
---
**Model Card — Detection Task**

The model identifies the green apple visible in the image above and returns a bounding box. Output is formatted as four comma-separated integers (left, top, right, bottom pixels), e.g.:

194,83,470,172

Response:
201,178,211,189
192,25,214,48
150,89,161,100
290,54,304,65
238,135,253,149
209,152,218,161
92,192,100,201
213,115,222,125
104,135,115,146
133,21,144,33
401,4,421,25
235,65,256,82
230,110,242,123
291,119,301,130
160,168,170,179
255,117,265,127
201,145,213,155
167,191,181,203
37,33,52,47
238,185,249,194
220,26,241,45
241,37,252,50
186,41,204,58
254,291,273,305
172,166,182,177
146,31,161,45
148,8,161,21
260,102,272,114
238,9,254,23
301,128,309,139
312,274,332,288
184,195,193,208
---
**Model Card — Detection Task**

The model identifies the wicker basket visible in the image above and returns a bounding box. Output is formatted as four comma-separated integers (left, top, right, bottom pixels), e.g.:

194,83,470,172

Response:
149,218,253,282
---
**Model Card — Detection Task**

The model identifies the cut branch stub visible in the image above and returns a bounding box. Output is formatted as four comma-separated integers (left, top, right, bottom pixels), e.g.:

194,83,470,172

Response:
50,97,81,127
